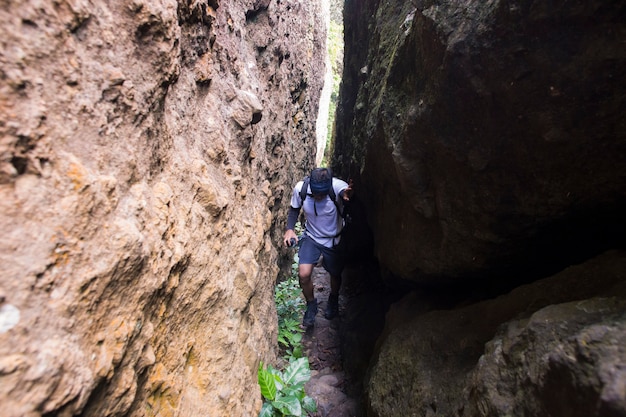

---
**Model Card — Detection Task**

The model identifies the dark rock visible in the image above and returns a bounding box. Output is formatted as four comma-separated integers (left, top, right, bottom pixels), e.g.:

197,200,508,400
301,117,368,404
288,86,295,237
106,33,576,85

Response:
334,0,626,286
467,298,626,417
365,250,626,417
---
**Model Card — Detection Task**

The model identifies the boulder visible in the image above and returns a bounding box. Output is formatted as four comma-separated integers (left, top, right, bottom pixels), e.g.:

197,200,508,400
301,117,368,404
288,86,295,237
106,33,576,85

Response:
335,0,626,285
365,250,626,417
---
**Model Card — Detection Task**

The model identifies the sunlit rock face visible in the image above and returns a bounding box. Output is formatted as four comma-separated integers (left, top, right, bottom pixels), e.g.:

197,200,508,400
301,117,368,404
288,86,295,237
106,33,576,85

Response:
0,0,325,416
335,0,626,286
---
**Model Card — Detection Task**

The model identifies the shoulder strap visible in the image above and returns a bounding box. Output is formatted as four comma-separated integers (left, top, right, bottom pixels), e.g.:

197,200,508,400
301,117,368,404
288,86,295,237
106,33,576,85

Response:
300,176,310,203
300,176,344,218
329,177,343,218
328,182,336,203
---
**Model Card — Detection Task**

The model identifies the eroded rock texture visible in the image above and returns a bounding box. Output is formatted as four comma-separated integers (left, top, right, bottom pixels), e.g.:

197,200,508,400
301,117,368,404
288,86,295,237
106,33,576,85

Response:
336,0,626,285
367,251,626,417
0,0,325,416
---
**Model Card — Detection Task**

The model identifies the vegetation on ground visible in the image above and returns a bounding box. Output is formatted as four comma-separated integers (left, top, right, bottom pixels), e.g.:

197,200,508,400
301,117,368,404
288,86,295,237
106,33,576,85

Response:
258,224,316,416
258,358,317,417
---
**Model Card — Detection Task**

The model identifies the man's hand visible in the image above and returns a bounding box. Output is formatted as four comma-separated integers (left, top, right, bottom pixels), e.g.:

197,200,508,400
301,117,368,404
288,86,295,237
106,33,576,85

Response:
342,178,354,201
283,229,297,247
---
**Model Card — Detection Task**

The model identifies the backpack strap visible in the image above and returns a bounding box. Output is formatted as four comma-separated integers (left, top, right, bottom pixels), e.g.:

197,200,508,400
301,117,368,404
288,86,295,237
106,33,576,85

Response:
299,176,342,218
300,176,310,204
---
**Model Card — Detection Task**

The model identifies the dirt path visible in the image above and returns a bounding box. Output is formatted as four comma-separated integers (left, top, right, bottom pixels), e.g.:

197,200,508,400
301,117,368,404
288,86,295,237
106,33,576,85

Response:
302,266,365,417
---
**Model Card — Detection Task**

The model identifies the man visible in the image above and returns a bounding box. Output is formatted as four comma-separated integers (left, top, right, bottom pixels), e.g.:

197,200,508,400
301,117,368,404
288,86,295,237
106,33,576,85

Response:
283,167,353,327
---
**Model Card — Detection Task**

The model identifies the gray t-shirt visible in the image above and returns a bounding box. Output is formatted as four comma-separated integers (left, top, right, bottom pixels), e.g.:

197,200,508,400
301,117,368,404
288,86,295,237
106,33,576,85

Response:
291,178,348,248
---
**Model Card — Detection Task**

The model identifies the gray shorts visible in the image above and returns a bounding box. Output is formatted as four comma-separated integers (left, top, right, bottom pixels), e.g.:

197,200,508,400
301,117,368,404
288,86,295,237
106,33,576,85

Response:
298,234,344,277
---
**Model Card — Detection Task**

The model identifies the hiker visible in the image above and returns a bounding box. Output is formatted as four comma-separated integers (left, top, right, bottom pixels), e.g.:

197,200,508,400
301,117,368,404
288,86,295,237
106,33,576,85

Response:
283,167,353,327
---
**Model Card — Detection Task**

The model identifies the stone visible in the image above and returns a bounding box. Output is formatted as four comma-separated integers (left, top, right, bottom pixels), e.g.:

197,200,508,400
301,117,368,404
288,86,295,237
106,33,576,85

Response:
0,0,325,415
334,0,626,286
231,89,264,128
0,304,20,334
365,251,626,417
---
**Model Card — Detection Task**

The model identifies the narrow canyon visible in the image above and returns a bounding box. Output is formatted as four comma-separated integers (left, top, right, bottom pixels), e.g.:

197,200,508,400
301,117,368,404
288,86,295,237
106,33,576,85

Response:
1,1,624,417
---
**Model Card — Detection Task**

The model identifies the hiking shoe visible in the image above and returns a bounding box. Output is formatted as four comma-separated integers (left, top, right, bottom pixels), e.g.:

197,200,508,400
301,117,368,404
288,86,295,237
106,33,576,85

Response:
303,299,318,327
325,294,339,320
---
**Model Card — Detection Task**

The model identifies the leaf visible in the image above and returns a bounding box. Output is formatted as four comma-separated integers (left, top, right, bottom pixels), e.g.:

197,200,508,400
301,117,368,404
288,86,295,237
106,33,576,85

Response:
290,332,303,344
273,372,285,392
281,385,305,401
258,362,277,401
273,395,302,416
282,357,311,387
259,402,276,417
302,396,317,413
291,345,304,359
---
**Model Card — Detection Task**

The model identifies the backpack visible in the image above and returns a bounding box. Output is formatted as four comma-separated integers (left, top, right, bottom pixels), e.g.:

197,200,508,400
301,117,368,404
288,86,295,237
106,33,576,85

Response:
299,176,343,217
299,175,352,241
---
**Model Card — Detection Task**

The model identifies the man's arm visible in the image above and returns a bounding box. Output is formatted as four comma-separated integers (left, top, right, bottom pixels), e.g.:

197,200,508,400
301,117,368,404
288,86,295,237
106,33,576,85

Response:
286,206,299,231
283,206,300,246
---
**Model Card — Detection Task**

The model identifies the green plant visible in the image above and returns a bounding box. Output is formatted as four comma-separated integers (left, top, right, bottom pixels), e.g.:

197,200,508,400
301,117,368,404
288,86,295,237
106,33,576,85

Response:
258,358,317,417
275,223,305,337
258,223,316,416
275,274,304,325
278,317,304,357
275,268,305,359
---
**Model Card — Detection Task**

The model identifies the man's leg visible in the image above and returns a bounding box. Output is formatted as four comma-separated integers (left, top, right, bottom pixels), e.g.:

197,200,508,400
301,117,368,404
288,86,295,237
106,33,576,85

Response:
329,274,341,297
323,247,343,320
299,263,318,327
298,264,315,301
297,237,321,327
325,275,341,319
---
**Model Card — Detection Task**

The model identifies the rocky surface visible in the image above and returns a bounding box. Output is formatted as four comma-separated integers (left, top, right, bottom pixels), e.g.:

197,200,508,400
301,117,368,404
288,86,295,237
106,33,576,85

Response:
335,0,626,286
3,0,625,415
332,1,626,416
303,264,365,417
303,264,382,417
366,250,626,417
0,0,325,416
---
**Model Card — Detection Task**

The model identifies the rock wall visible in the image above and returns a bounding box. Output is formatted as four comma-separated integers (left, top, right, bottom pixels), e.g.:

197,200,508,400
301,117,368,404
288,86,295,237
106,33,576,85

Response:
335,0,626,286
333,0,626,416
0,0,325,416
